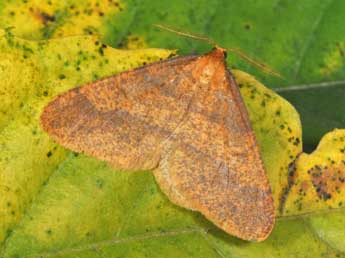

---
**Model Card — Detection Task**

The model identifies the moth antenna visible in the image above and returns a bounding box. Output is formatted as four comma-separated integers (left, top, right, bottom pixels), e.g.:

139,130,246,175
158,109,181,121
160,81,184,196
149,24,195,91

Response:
226,47,283,79
153,24,217,46
154,24,283,79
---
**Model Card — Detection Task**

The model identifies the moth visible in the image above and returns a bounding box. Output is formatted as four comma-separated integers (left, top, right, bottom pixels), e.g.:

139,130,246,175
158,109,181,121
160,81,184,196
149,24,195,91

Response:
41,28,276,242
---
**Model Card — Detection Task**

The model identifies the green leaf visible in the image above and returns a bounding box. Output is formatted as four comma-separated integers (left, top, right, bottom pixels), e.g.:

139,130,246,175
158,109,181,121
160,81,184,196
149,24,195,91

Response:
0,30,343,257
1,0,344,147
0,0,121,40
0,1,345,257
0,31,174,250
277,84,345,150
283,129,345,215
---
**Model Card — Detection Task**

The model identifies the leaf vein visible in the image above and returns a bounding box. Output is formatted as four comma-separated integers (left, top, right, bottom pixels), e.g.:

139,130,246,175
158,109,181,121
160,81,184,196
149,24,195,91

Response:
293,0,335,79
29,228,204,258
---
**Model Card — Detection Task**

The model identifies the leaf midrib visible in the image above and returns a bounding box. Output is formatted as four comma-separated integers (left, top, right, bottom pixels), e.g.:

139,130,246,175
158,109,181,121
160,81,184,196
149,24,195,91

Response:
28,228,205,258
274,79,345,92
292,0,335,80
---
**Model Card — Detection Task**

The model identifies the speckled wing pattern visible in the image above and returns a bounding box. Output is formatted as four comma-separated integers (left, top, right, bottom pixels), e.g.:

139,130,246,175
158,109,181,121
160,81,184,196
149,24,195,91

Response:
41,55,198,171
41,48,275,241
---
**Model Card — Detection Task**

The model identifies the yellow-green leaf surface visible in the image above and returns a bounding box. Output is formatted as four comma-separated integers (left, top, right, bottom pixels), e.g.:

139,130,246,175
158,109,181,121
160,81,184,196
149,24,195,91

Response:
0,31,174,256
1,1,345,257
1,29,345,257
0,0,122,40
283,129,345,215
1,0,345,151
281,129,345,255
